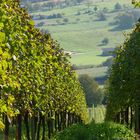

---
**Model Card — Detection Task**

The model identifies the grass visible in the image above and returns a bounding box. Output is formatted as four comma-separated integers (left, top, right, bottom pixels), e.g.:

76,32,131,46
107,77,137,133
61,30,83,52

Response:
76,66,108,78
32,0,132,55
41,13,128,52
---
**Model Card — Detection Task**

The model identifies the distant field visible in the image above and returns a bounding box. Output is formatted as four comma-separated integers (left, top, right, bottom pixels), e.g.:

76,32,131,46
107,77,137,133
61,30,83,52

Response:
88,105,106,123
30,0,132,64
27,0,135,79
76,66,108,78
71,54,110,66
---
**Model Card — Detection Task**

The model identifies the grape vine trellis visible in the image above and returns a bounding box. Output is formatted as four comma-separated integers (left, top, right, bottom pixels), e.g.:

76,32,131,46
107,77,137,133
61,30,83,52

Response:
106,11,140,137
0,0,88,139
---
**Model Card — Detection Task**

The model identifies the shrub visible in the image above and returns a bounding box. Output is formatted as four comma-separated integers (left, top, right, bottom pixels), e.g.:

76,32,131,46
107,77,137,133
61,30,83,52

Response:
97,12,106,21
103,7,108,13
78,74,103,107
52,123,90,140
36,21,45,27
39,14,46,20
76,11,81,15
102,57,113,67
115,13,135,29
114,3,122,11
88,122,135,140
52,122,135,140
56,19,61,24
84,10,92,14
102,38,109,45
47,13,63,19
57,13,63,18
63,18,69,23
94,6,98,12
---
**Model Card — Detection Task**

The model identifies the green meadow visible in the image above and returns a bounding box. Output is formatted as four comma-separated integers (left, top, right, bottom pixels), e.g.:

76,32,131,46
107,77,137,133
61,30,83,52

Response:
76,66,108,78
29,0,134,80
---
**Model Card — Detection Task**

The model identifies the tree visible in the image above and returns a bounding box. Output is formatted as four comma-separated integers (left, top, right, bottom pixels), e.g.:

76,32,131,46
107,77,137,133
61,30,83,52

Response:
36,21,45,27
76,0,84,4
131,0,140,6
79,75,103,107
115,13,135,29
94,6,98,12
101,38,109,45
114,3,122,11
97,12,106,21
63,18,69,23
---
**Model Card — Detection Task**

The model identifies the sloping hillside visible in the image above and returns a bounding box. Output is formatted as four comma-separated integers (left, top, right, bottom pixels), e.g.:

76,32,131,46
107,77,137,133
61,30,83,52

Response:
22,0,139,83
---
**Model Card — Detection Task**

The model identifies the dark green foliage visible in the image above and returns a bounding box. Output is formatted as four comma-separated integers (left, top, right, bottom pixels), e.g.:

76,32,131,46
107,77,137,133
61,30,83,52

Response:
72,64,95,70
102,7,108,13
63,18,69,23
89,122,135,140
97,12,106,21
102,57,113,67
53,123,90,140
52,122,135,140
47,13,63,19
106,12,140,134
76,11,81,15
36,21,45,27
33,13,63,20
38,14,46,19
101,38,109,45
114,3,122,11
79,74,104,107
114,13,135,29
94,6,98,12
75,0,84,4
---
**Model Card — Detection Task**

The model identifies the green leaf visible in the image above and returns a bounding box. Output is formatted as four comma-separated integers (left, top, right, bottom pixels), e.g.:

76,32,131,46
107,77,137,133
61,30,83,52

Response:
0,48,3,55
28,20,35,26
0,22,4,30
0,32,5,42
